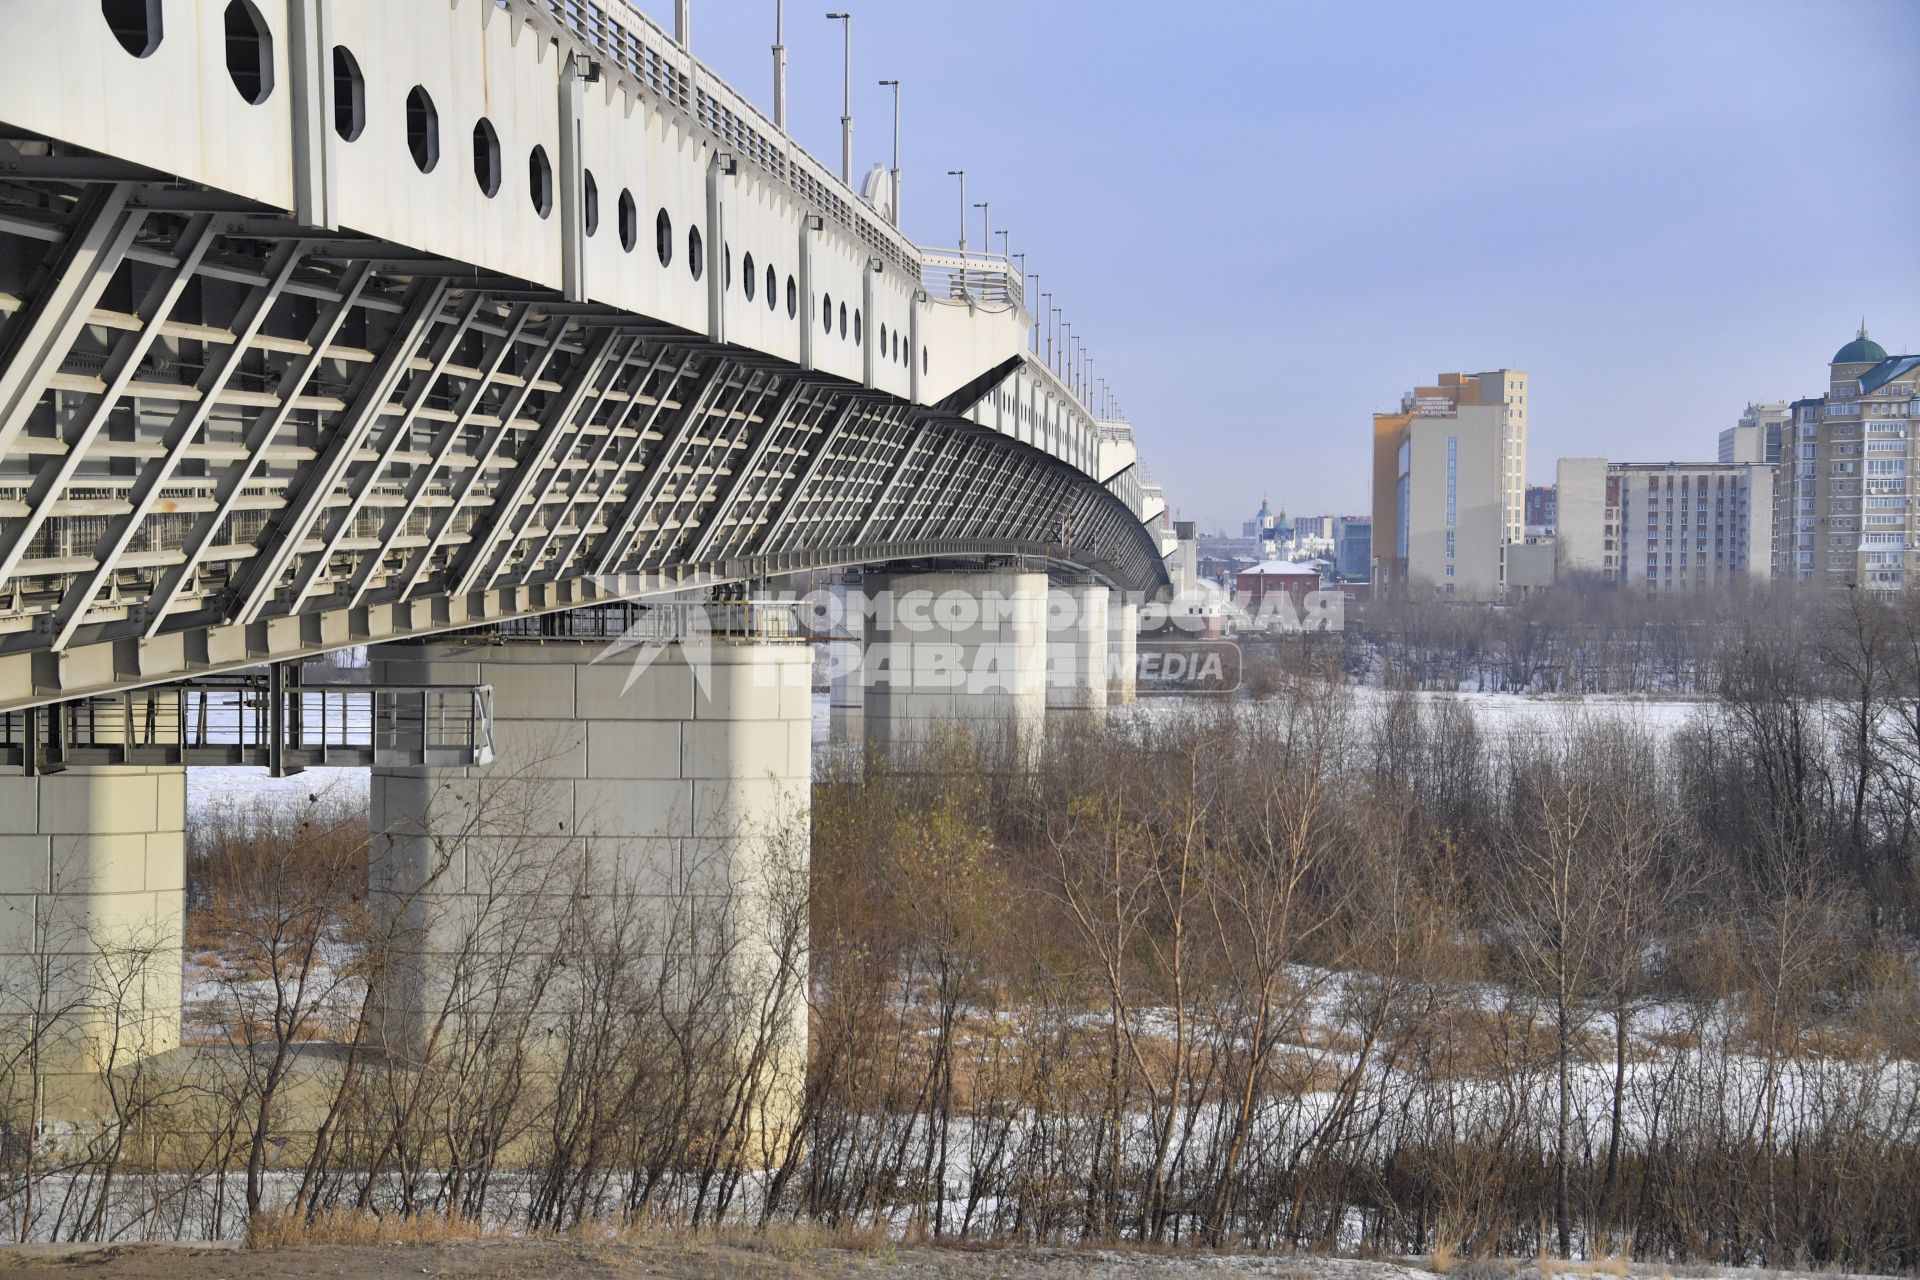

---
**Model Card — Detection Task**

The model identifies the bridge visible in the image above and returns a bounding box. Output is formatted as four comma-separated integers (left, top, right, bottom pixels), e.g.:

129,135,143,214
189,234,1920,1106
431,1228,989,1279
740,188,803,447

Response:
0,0,1174,1081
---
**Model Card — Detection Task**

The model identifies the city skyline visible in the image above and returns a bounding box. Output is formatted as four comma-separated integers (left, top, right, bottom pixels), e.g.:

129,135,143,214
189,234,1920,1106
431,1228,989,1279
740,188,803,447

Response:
638,0,1920,527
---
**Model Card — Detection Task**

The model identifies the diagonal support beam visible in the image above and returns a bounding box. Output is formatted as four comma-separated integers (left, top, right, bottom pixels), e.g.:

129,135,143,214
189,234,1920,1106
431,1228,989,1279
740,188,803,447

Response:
587,359,736,578
628,373,779,570
0,184,146,462
884,430,963,545
129,259,374,642
281,288,490,613
452,329,627,596
850,424,930,548
752,399,874,557
347,303,535,609
537,351,696,585
393,315,575,600
722,392,855,555
49,242,313,650
512,345,676,587
681,379,816,566
228,278,453,627
907,435,978,543
0,213,221,590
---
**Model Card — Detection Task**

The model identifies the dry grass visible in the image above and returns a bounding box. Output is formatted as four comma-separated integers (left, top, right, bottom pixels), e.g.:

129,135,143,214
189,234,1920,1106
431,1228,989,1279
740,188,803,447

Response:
246,1208,500,1249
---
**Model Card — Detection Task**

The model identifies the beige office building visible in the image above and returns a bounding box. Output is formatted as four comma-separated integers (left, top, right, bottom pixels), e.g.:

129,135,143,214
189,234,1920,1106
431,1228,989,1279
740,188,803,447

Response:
1774,328,1920,589
1560,461,1775,590
1371,369,1528,599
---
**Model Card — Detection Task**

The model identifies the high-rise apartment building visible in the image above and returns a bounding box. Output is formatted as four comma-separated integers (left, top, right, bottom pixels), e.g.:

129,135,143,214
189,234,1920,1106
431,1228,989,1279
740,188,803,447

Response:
1557,461,1774,590
1719,402,1788,465
1371,369,1528,599
1774,328,1920,589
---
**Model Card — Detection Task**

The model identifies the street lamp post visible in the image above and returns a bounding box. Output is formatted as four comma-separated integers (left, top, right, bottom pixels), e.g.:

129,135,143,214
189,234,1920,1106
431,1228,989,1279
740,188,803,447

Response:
877,78,900,226
947,170,965,252
826,12,852,185
972,202,989,263
1060,321,1071,380
1040,292,1052,362
772,1,787,130
996,229,1010,261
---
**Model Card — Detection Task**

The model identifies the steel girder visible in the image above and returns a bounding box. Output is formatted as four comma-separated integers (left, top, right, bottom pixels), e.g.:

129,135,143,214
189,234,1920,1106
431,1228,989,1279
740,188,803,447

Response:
0,176,1164,711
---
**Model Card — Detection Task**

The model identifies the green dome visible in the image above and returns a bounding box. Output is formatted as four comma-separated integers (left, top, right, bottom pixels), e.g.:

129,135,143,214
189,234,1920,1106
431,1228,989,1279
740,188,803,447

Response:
1834,325,1887,365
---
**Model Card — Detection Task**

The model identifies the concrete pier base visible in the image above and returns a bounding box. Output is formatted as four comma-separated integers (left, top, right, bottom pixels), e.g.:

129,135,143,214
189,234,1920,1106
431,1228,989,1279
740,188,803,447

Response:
862,569,1047,767
367,636,811,1074
1046,582,1110,715
0,766,185,1073
1108,593,1140,705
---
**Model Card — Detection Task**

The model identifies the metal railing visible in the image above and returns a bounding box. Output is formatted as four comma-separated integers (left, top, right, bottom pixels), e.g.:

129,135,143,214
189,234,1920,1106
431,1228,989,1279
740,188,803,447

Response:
0,679,494,772
490,599,803,643
920,248,1023,310
523,0,920,279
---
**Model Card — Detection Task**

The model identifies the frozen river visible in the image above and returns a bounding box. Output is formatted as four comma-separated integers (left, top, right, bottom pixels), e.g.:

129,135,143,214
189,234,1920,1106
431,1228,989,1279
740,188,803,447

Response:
188,686,1708,814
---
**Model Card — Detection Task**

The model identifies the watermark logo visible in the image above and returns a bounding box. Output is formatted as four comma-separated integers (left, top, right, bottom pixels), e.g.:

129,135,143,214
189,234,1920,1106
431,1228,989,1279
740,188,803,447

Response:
585,573,733,699
1136,639,1243,694
580,577,1341,700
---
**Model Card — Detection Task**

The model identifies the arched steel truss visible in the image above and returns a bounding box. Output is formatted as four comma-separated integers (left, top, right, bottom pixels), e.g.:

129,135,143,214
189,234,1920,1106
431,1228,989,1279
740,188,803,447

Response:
0,176,1164,709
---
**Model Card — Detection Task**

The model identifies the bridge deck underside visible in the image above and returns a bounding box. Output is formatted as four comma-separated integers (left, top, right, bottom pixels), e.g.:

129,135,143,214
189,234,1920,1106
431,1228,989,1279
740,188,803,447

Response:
0,167,1161,709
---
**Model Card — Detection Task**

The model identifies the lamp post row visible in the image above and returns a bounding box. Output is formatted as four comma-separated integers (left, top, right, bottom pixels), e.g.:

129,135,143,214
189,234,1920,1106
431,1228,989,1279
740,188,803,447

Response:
691,4,1116,419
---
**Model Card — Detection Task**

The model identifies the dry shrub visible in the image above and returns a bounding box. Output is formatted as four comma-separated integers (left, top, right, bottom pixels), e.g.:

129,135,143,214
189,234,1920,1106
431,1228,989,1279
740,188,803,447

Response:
188,789,369,916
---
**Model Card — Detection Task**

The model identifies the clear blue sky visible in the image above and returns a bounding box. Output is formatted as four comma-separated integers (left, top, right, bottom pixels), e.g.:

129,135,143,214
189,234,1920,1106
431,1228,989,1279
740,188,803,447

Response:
629,0,1920,529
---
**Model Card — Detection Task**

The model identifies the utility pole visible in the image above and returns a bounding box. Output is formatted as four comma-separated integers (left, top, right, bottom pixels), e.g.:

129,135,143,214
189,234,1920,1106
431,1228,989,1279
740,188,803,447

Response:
947,170,965,251
772,1,787,131
826,12,852,185
878,78,900,226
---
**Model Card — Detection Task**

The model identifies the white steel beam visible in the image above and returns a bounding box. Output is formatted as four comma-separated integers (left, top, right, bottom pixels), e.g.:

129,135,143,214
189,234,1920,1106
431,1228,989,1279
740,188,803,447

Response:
229,279,453,627
511,344,676,586
452,329,627,596
48,243,315,650
281,288,490,613
0,214,221,589
0,185,145,462
127,260,378,641
347,303,535,609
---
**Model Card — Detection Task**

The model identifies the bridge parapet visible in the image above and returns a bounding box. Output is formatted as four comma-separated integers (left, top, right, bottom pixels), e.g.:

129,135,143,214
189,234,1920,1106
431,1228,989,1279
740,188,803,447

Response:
519,0,921,281
918,249,1023,311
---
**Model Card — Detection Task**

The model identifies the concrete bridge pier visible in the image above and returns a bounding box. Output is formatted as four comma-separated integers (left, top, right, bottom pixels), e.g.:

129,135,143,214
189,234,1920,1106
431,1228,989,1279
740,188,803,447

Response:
826,580,864,744
367,633,811,1076
1108,592,1140,705
1045,582,1110,717
861,569,1047,767
0,764,185,1074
